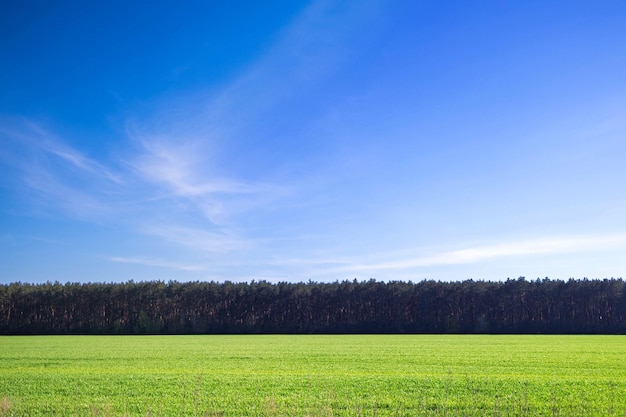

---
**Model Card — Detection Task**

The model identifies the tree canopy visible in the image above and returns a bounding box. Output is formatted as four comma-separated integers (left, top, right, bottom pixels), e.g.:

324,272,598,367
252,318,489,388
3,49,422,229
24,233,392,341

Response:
1,278,625,334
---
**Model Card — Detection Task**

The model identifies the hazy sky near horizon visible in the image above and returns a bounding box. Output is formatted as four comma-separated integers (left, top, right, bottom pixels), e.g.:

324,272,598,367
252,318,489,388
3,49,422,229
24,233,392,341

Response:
2,1,626,284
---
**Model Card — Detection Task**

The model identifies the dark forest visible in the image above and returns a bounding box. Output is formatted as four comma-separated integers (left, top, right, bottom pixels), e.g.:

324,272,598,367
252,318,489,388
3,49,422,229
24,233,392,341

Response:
1,278,625,335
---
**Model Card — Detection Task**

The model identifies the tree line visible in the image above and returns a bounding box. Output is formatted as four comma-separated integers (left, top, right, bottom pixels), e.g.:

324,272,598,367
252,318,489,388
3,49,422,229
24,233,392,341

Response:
1,278,625,334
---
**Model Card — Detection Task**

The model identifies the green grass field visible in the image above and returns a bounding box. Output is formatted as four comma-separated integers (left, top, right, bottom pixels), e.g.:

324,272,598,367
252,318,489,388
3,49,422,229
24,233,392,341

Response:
0,335,625,416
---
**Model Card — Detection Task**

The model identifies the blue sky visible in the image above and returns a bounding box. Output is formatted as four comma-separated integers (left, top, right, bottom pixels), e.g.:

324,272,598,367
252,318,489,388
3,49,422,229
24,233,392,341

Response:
2,1,626,284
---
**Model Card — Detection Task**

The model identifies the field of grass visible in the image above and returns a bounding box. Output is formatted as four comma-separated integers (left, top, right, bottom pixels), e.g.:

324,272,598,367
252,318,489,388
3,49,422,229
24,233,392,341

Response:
0,335,625,416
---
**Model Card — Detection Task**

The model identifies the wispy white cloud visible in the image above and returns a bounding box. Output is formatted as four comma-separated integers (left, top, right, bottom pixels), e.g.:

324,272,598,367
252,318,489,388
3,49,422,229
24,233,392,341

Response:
257,234,626,282
118,1,379,227
0,117,272,254
21,164,114,218
127,137,287,224
140,224,248,253
1,117,121,182
0,1,383,276
0,117,124,218
339,234,626,272
39,141,122,184
107,256,205,272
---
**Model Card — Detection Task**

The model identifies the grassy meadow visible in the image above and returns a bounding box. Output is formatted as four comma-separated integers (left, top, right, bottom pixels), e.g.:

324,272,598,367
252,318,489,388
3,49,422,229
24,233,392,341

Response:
0,335,625,416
